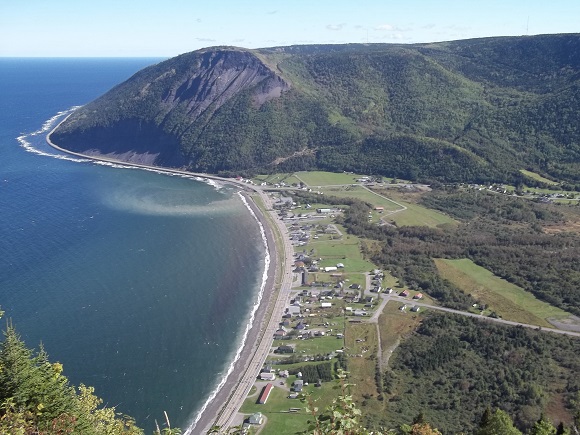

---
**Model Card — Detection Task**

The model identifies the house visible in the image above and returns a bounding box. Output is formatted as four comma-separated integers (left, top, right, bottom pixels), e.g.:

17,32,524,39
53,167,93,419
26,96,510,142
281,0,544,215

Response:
411,305,420,312
258,384,274,404
336,263,345,268
349,283,361,290
260,372,276,381
316,208,332,213
400,304,407,311
293,379,304,392
276,345,294,354
249,413,264,425
324,266,338,272
321,302,332,308
295,322,306,330
374,206,384,212
288,392,299,399
286,306,301,316
354,310,368,316
413,293,424,300
400,290,409,297
274,326,287,337
366,296,374,303
279,370,290,378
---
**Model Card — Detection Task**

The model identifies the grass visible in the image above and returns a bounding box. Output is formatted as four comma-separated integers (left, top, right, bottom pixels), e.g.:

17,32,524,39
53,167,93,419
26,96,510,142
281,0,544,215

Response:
390,201,456,227
311,238,376,273
434,258,571,327
520,169,558,185
253,173,303,186
378,303,424,357
319,185,403,212
294,171,368,187
367,187,456,228
345,322,381,406
239,381,338,434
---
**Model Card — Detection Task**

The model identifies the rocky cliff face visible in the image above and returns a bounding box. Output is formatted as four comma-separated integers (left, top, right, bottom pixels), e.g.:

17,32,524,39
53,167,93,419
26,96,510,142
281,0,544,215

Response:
50,48,290,167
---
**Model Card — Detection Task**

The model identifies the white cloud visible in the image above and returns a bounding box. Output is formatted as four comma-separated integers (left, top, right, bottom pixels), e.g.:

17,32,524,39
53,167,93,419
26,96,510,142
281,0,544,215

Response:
326,23,347,31
375,24,394,31
195,37,216,42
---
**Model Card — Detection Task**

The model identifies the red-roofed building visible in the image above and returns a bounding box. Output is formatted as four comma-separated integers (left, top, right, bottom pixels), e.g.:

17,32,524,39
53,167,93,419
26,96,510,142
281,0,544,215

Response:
258,383,274,404
413,293,423,300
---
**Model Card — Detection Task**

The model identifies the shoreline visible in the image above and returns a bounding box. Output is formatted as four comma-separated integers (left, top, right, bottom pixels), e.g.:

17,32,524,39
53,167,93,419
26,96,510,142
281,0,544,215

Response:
45,117,290,434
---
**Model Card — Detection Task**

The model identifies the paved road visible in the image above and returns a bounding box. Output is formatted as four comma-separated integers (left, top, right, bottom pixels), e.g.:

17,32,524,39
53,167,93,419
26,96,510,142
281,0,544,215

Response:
209,190,295,432
368,294,580,338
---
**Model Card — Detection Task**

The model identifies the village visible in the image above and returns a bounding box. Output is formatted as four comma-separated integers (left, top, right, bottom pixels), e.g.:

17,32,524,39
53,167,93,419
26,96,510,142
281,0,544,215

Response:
220,170,580,434
234,184,429,434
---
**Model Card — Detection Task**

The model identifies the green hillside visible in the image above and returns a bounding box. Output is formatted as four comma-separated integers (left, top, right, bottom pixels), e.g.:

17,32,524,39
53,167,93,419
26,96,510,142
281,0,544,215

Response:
50,34,580,184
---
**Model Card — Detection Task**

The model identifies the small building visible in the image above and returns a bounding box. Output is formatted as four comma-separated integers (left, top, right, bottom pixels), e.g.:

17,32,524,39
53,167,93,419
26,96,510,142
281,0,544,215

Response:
293,379,304,392
286,306,301,316
249,412,264,425
324,266,338,272
321,302,332,308
295,322,306,330
317,208,332,213
274,326,288,337
411,305,420,312
374,206,384,212
354,310,368,316
258,383,274,404
336,263,344,268
260,372,276,381
400,290,409,297
413,293,423,300
279,370,290,378
276,345,294,354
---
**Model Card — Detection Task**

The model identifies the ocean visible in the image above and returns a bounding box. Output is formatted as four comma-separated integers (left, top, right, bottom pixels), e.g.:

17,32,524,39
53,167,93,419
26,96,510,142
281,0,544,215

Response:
0,58,267,432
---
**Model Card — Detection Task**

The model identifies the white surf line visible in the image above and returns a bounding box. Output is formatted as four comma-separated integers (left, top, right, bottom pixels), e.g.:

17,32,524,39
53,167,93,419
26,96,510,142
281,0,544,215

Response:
183,193,271,434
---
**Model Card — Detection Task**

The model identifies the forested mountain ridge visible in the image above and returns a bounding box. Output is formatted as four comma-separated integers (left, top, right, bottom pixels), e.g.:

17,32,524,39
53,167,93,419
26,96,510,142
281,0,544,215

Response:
51,34,580,184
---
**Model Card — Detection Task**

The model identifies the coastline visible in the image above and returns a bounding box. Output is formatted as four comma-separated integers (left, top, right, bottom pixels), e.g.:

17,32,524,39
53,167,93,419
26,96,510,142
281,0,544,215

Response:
45,117,290,434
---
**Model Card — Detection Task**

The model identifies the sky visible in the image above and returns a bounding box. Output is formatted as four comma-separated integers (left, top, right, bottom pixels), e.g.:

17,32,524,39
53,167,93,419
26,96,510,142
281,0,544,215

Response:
1,0,579,57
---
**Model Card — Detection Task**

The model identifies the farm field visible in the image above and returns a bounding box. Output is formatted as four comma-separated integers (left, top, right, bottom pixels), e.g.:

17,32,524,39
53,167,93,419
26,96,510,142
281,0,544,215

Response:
434,258,571,327
519,169,558,185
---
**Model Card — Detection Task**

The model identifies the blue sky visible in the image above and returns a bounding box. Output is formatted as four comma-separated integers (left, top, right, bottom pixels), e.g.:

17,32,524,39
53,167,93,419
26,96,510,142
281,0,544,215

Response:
1,0,578,57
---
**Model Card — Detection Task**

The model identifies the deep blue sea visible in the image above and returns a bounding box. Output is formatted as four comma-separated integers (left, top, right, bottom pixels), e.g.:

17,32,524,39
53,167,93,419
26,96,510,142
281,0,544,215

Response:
0,59,266,432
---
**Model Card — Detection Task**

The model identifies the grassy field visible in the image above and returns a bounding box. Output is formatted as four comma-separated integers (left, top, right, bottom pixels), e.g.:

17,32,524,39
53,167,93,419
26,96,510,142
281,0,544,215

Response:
310,237,376,273
378,303,424,357
367,187,456,228
253,173,303,186
434,258,571,327
294,171,368,186
345,322,383,414
239,380,336,434
390,201,456,227
320,185,403,212
520,169,558,185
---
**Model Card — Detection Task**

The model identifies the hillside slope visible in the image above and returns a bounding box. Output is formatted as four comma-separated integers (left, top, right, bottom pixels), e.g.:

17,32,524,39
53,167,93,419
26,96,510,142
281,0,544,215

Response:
50,34,580,184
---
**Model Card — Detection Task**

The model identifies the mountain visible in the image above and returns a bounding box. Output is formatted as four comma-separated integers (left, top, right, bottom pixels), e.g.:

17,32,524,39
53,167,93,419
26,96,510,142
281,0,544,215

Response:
50,34,580,184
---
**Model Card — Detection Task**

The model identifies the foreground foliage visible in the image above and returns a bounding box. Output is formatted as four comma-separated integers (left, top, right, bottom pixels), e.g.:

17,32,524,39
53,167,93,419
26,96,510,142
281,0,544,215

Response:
0,319,181,434
382,313,580,433
296,373,578,434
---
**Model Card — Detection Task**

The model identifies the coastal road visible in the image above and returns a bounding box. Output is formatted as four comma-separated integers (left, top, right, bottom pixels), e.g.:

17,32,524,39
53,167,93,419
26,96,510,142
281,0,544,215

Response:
208,190,295,432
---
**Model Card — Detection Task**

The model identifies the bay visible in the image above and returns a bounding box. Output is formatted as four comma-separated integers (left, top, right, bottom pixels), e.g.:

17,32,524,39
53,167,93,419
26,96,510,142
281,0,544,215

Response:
0,58,265,431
